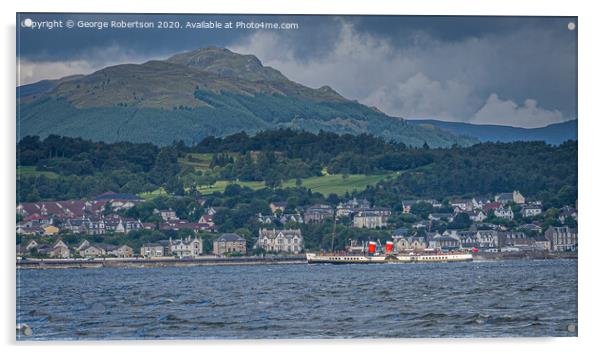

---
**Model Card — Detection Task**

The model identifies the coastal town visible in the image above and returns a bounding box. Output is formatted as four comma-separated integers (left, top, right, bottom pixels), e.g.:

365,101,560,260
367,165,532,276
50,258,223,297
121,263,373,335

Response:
16,189,578,262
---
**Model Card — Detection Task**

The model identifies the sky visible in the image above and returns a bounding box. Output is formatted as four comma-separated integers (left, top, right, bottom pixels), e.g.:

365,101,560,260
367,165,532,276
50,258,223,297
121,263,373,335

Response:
16,14,577,128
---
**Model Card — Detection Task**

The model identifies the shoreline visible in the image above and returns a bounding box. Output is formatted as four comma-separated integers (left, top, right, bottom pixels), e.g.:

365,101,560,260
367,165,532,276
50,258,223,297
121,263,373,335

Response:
16,255,307,270
16,252,577,270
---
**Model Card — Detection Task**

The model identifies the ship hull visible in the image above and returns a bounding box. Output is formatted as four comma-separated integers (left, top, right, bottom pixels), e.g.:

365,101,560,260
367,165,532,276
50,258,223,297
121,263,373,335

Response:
395,253,473,263
305,253,386,264
305,253,473,264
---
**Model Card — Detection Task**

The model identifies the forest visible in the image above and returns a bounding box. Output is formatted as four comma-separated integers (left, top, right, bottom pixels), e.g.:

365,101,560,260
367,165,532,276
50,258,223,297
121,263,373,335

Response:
17,130,577,210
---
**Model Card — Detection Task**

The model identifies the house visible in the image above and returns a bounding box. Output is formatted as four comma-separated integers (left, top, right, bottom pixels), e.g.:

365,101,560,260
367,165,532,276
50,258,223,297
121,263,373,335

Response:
49,240,70,258
169,236,203,258
521,205,543,218
197,222,215,232
428,235,460,251
279,213,304,224
558,206,578,224
25,239,38,251
64,215,142,235
422,199,442,208
428,213,454,222
79,244,107,258
482,202,502,214
457,231,479,249
534,235,552,251
353,208,390,229
476,230,500,249
336,198,371,217
104,215,143,233
157,209,179,221
466,210,487,222
160,221,204,233
35,245,53,256
512,191,526,204
255,228,304,254
304,204,334,223
518,223,543,233
17,200,88,219
16,224,41,235
206,206,227,216
141,222,156,230
494,206,514,220
106,245,134,258
64,218,90,234
198,214,215,227
393,236,427,251
94,191,142,211
75,239,90,252
86,217,107,235
258,213,276,224
499,232,532,249
471,196,490,210
450,199,472,212
401,200,418,214
413,220,430,229
545,226,578,252
63,216,108,235
269,202,288,214
213,233,247,255
495,190,525,205
42,225,60,236
140,243,166,258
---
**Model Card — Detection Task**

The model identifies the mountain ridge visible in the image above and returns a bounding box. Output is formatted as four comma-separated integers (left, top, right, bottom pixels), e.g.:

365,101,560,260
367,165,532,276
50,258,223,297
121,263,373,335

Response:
407,119,577,145
17,47,477,147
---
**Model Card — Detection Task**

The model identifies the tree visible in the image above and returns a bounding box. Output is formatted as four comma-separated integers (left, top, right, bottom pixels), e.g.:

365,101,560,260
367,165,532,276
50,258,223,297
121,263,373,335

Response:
165,177,184,196
150,146,180,185
265,173,283,189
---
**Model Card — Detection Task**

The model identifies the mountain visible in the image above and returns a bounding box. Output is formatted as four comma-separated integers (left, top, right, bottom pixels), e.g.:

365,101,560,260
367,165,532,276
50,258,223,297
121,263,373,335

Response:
406,119,577,145
17,47,476,148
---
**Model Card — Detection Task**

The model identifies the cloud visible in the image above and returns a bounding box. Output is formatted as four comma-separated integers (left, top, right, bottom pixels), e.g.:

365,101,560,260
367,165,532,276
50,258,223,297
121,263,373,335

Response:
230,19,575,128
17,18,576,128
18,59,99,85
471,94,566,128
230,22,421,105
364,72,473,120
17,45,163,85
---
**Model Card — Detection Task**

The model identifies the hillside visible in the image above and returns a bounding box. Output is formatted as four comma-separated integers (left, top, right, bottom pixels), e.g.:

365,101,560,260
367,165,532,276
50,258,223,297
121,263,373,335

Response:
17,47,476,148
407,119,577,145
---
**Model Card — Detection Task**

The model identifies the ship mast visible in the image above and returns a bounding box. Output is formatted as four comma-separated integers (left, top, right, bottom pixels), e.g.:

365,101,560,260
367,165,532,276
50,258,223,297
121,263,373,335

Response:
330,212,337,254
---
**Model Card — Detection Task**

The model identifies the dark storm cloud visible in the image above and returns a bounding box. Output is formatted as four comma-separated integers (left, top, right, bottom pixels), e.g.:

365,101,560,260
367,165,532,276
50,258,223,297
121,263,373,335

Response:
16,13,577,128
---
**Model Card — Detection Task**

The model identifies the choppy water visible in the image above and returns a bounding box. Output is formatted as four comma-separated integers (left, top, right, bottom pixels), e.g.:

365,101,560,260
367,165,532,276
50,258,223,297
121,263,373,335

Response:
16,259,577,340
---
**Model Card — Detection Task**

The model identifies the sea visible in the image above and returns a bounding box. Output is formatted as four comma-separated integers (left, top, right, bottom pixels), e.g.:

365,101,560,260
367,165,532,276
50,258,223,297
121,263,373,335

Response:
16,259,577,340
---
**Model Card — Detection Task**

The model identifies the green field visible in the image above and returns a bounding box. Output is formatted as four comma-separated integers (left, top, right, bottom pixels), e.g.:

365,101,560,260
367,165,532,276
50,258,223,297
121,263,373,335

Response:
139,187,169,200
17,166,59,179
196,172,397,196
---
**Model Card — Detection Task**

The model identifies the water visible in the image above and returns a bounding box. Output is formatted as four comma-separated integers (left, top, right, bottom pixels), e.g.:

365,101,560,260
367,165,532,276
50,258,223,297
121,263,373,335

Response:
16,259,577,340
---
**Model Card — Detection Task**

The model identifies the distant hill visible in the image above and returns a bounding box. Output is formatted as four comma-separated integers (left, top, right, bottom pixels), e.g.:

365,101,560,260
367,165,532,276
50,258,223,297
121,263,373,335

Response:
406,119,577,145
17,47,476,148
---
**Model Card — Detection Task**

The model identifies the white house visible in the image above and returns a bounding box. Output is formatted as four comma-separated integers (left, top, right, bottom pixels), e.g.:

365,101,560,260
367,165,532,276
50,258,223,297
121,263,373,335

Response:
521,205,543,218
169,236,203,258
494,206,514,220
255,228,304,254
353,209,390,229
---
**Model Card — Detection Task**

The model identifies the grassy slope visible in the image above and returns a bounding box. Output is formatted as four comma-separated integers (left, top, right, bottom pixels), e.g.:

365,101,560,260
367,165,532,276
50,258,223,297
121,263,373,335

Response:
195,173,397,196
17,166,59,179
18,153,397,199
